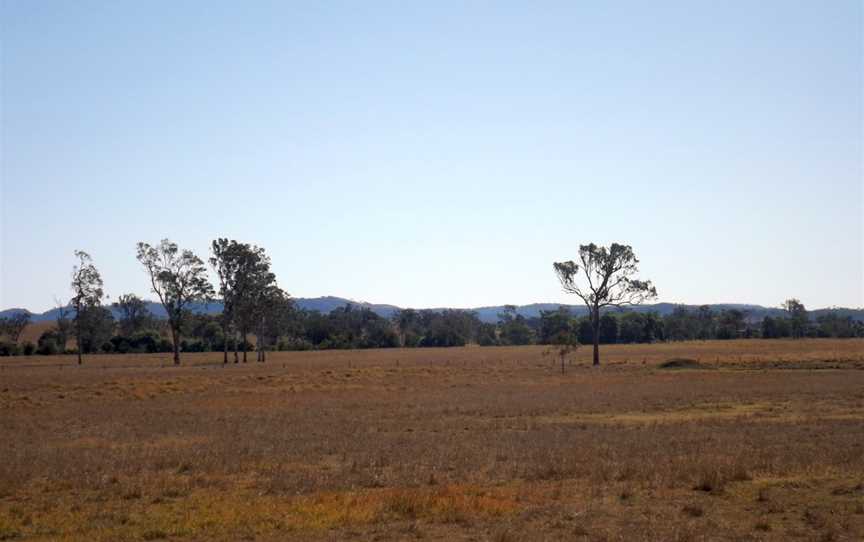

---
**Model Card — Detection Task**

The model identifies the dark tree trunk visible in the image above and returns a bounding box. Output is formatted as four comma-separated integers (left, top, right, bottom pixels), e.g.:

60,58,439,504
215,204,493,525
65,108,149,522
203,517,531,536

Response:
233,332,239,363
257,332,264,362
222,322,229,364
76,311,82,365
171,324,180,365
255,326,262,362
592,309,600,366
242,330,248,363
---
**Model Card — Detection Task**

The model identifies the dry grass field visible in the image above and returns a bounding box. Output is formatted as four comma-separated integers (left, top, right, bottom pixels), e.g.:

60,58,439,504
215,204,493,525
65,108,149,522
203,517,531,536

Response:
1,339,863,541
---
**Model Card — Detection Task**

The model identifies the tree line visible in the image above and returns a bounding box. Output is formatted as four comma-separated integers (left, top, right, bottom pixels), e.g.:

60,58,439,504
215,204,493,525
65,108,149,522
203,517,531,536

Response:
2,296,860,359
0,241,861,361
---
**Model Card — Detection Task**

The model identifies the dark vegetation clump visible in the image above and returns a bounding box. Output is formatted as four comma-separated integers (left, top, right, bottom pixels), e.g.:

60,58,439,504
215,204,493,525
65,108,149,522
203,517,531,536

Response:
660,358,706,370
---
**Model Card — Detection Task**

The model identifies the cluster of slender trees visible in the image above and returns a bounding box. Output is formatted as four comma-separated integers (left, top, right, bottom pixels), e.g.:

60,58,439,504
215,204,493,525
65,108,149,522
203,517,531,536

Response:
0,241,861,365
86,238,286,365
0,239,288,364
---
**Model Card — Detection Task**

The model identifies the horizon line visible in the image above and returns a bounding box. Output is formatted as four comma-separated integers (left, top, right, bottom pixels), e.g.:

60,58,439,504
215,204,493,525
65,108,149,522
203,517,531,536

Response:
3,295,862,316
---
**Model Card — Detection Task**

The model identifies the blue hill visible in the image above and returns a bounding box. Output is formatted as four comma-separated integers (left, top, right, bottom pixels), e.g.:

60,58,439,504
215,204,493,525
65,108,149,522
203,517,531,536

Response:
2,298,861,324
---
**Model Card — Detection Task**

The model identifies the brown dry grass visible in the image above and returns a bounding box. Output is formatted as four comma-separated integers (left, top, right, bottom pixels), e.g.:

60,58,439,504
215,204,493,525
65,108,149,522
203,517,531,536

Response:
15,322,77,350
1,339,863,541
15,322,55,347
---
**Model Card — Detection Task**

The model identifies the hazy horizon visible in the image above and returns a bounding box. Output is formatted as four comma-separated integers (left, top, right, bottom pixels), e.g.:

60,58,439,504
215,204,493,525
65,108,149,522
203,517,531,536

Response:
2,1,862,313
3,290,862,316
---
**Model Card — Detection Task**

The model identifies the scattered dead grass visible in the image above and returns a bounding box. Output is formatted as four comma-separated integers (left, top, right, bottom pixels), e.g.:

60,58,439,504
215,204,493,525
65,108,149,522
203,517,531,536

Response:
1,339,863,540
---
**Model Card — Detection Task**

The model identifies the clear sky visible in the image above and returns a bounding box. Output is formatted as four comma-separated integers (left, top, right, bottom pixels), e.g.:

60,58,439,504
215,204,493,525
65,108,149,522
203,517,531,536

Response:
1,1,862,313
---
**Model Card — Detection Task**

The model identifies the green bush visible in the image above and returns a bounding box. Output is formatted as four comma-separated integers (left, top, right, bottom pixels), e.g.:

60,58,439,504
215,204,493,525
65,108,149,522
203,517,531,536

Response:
37,338,59,355
158,338,173,353
278,337,313,351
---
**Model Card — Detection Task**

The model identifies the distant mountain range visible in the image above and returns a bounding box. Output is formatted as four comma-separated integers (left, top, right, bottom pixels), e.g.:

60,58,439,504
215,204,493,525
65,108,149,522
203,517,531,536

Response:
2,297,862,324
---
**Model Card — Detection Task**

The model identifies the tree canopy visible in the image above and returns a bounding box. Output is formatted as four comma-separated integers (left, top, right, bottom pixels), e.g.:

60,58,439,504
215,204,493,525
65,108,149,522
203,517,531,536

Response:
136,239,214,365
70,250,104,364
554,243,656,365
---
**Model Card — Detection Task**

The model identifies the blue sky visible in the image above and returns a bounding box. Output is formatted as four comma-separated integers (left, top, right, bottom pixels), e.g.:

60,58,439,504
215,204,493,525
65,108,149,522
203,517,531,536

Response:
2,0,862,312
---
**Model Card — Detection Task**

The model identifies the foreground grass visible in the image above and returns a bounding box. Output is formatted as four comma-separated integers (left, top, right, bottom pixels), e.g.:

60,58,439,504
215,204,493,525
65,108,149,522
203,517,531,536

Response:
1,484,526,540
5,477,862,541
1,340,863,540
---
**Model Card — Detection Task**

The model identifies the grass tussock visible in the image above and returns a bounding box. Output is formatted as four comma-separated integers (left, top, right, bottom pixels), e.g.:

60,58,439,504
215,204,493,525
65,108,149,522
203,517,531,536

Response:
659,358,707,370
